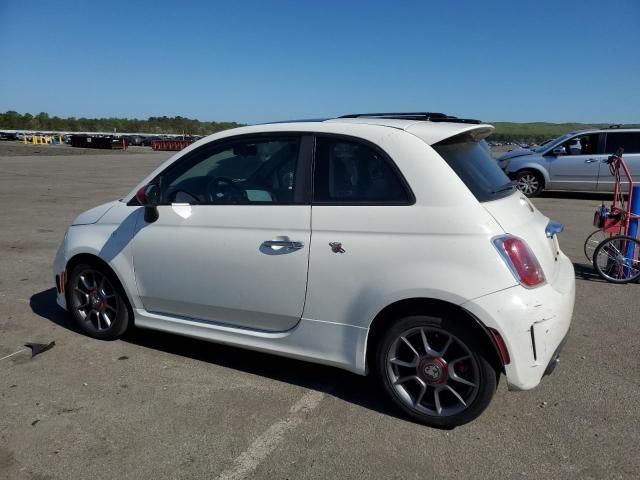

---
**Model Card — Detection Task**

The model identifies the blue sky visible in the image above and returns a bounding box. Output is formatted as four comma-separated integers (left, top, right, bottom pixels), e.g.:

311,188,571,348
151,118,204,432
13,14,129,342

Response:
1,0,638,124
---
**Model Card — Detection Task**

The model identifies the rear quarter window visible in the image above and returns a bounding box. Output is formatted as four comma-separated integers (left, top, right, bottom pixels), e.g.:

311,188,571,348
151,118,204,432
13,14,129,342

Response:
433,134,513,202
605,132,640,154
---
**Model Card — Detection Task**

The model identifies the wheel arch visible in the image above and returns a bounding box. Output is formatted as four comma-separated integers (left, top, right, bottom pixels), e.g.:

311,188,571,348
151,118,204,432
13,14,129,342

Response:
364,297,505,375
65,253,135,320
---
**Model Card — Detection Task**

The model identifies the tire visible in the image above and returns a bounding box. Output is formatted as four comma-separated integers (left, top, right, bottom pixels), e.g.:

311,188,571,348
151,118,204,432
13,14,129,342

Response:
67,263,130,340
516,170,544,197
375,315,497,428
583,229,608,263
592,235,640,284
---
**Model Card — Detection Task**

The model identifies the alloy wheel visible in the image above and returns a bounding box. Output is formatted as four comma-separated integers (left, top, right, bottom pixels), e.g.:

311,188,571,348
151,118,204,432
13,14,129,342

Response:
70,268,120,333
385,326,480,417
517,174,540,196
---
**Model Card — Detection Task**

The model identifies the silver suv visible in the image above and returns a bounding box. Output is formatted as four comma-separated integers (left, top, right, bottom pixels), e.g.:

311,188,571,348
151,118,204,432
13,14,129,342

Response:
497,127,640,196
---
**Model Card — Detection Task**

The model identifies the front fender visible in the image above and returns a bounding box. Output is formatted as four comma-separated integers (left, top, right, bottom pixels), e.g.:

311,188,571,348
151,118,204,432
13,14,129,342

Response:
62,205,142,309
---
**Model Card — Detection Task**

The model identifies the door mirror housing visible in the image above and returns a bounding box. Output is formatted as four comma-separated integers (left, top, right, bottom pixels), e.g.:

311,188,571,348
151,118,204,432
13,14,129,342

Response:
551,147,565,156
136,183,160,206
136,184,160,223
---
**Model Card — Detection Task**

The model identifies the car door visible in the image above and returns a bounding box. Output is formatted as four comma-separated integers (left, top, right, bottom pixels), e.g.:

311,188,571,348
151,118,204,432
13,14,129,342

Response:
547,133,603,190
597,131,640,191
131,134,312,332
303,134,415,326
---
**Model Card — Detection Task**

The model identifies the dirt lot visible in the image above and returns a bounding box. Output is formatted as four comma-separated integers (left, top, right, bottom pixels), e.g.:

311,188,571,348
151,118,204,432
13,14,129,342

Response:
0,147,638,480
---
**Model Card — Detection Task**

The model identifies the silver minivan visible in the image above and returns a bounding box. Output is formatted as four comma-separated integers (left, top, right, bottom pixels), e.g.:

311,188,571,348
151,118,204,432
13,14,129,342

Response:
497,128,640,196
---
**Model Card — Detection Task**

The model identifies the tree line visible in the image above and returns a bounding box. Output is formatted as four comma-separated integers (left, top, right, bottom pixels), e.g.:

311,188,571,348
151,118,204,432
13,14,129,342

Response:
2,111,636,143
0,111,242,135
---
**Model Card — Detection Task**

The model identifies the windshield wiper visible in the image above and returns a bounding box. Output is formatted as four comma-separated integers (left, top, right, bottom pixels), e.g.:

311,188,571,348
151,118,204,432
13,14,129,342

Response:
491,180,516,194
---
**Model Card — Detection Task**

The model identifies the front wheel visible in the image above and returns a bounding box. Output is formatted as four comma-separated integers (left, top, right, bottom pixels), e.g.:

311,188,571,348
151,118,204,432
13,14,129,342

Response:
67,263,131,340
375,315,497,428
592,235,640,284
516,170,544,197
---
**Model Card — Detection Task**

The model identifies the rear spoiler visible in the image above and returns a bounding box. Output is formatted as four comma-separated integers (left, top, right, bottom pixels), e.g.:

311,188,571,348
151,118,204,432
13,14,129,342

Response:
405,123,495,146
433,126,495,145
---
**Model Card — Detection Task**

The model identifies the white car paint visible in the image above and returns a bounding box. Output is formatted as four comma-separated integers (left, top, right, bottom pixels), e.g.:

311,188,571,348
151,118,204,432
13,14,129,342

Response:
54,119,574,390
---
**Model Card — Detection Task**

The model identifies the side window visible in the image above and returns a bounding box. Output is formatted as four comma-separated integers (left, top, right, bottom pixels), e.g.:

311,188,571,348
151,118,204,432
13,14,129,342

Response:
313,137,410,203
558,134,598,155
159,137,301,205
605,132,640,154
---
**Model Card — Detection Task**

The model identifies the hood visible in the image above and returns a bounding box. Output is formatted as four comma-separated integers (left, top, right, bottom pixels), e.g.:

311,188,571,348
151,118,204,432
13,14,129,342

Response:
71,200,118,226
497,147,534,161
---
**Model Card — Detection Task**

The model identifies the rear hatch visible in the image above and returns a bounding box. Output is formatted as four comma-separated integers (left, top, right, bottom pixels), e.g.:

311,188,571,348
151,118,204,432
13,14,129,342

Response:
431,130,560,283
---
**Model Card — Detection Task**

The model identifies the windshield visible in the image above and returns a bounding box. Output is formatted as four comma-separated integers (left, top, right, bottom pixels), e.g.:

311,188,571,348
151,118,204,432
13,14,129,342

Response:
533,133,573,153
434,135,514,202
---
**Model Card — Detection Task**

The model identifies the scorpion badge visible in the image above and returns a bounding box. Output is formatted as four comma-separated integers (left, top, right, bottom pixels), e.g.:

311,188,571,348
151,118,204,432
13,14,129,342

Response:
329,242,345,254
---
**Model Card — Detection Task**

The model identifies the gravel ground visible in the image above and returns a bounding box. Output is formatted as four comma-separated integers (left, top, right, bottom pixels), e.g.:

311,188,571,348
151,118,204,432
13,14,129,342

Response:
0,149,638,480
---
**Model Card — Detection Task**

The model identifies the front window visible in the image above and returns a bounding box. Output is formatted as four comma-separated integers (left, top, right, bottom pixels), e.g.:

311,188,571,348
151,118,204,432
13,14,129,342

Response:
158,137,301,204
434,134,513,202
533,132,574,153
554,133,599,156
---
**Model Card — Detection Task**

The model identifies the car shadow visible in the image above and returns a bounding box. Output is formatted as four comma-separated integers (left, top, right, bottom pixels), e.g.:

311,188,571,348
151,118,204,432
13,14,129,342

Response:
29,288,411,424
573,262,607,283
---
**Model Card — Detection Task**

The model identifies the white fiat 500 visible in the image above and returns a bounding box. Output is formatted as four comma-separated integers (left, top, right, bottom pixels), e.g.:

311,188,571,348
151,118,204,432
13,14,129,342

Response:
54,113,575,427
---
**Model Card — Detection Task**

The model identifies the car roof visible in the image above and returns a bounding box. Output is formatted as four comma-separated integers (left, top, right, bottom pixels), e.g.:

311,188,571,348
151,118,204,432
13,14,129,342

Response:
563,127,640,136
238,114,494,145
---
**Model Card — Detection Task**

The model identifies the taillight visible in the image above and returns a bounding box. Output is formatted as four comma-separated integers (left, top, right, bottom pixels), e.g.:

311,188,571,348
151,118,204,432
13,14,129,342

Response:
493,235,545,287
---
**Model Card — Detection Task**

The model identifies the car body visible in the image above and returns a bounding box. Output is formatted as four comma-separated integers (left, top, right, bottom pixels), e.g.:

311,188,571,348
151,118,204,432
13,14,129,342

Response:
53,113,575,426
497,127,640,197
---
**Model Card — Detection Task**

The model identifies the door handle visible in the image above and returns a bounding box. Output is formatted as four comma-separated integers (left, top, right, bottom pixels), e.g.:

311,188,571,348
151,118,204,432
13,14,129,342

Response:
262,239,304,250
584,158,599,163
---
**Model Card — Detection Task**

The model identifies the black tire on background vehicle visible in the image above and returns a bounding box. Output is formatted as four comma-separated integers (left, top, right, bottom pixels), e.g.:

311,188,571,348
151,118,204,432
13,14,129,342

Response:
375,315,498,428
516,169,544,197
67,263,130,340
592,235,640,284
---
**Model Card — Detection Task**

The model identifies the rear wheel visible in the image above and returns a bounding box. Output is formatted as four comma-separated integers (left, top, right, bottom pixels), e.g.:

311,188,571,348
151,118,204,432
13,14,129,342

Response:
592,235,640,284
583,229,608,262
375,315,497,428
516,170,543,197
67,263,130,340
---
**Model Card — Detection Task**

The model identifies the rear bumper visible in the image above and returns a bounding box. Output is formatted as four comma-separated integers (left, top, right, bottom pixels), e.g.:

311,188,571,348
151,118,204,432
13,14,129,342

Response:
543,331,568,376
462,251,575,390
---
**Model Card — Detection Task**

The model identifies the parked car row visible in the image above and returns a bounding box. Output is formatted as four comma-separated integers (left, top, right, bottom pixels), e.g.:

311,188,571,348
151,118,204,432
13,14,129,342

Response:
0,131,204,146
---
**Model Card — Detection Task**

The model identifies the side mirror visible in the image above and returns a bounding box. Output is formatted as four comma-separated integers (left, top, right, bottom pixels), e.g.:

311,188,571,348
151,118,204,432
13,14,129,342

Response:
136,184,160,223
551,147,565,155
136,183,160,206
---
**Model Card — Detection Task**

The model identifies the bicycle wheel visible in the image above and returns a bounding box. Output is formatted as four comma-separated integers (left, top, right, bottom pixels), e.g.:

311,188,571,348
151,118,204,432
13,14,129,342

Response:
583,229,608,262
592,235,640,284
